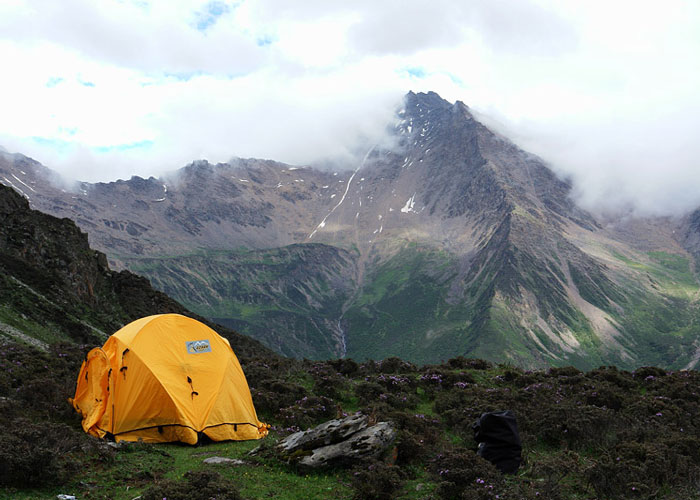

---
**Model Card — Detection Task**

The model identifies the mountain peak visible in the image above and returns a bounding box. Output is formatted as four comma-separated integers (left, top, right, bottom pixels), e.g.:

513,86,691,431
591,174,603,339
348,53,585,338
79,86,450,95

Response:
403,91,474,119
404,90,453,113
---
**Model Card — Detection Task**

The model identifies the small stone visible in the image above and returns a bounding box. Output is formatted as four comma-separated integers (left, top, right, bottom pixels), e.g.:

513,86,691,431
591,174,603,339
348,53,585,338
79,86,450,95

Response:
203,456,245,465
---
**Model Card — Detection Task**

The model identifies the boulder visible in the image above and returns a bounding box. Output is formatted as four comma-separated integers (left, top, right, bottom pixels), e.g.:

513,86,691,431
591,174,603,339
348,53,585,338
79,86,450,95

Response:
277,413,368,455
298,421,396,468
276,413,396,468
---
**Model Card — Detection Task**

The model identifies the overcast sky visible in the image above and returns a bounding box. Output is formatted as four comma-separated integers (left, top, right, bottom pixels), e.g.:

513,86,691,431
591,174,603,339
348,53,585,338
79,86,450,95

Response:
1,0,699,216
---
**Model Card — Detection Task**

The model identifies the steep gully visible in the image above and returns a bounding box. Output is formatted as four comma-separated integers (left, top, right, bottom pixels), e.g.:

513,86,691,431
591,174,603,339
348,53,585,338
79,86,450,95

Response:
308,146,376,358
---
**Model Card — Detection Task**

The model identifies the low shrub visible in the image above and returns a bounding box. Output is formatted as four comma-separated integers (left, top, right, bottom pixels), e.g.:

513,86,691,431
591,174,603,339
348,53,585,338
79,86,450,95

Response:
327,357,360,376
376,357,417,374
386,410,444,464
527,450,585,500
447,358,493,370
141,470,243,500
589,366,636,389
634,366,667,380
355,381,385,406
431,448,503,499
529,404,618,450
378,391,419,410
278,395,336,430
250,379,308,419
548,366,582,378
307,363,349,399
585,384,626,411
350,460,404,500
0,417,85,487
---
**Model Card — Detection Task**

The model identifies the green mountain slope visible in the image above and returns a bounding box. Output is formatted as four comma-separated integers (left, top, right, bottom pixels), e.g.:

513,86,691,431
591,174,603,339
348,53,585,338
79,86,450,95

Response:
124,244,357,358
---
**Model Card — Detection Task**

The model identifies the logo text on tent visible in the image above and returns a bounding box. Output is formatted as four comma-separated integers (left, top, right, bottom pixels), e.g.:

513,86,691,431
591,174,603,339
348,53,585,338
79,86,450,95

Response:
186,340,212,354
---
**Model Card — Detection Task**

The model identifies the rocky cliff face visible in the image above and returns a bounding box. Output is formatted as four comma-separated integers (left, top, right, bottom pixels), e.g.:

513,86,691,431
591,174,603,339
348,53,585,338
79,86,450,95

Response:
3,92,700,369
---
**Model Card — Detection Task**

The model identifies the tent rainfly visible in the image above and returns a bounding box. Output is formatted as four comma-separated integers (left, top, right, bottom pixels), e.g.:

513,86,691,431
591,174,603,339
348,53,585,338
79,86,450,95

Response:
70,314,268,444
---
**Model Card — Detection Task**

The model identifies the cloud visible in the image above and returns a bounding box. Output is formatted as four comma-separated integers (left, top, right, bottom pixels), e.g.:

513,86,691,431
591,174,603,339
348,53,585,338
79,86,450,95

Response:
0,0,698,217
0,52,405,182
345,0,576,57
0,0,264,75
502,103,700,217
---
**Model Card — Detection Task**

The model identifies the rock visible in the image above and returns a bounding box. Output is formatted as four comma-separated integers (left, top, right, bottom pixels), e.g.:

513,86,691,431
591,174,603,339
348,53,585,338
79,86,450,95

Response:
203,456,245,465
0,320,49,351
247,444,262,456
277,413,368,455
298,422,396,468
276,414,396,469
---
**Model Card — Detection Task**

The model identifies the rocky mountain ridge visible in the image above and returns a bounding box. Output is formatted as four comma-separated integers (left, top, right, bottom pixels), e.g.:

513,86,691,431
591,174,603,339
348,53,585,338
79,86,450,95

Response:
3,91,700,369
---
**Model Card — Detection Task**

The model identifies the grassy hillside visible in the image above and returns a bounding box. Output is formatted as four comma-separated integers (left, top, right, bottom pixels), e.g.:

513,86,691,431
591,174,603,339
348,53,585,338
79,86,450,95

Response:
605,249,700,368
123,237,700,371
0,184,268,360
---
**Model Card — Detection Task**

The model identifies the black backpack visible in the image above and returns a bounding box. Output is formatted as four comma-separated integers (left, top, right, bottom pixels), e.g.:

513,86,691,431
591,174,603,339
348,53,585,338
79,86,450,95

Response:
472,410,522,474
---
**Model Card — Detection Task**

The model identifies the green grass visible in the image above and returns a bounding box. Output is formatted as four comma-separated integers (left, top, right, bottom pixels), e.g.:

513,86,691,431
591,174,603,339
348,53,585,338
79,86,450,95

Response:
0,276,102,345
611,250,647,270
0,305,57,345
647,251,699,295
414,388,436,417
399,468,439,499
150,440,352,500
601,249,700,368
613,250,698,297
648,251,694,276
0,440,354,500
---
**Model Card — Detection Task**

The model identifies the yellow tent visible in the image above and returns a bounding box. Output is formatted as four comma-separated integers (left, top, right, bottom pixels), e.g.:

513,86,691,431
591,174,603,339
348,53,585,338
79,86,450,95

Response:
71,314,268,444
